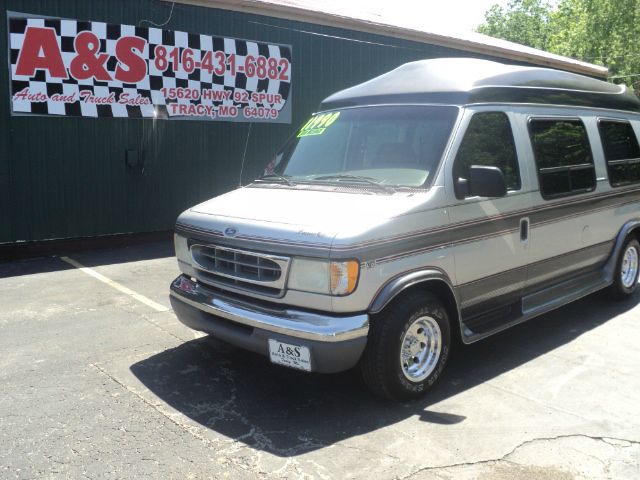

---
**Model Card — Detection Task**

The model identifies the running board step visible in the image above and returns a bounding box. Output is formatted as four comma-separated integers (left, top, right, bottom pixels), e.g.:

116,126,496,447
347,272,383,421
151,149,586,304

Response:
462,269,610,343
522,270,608,316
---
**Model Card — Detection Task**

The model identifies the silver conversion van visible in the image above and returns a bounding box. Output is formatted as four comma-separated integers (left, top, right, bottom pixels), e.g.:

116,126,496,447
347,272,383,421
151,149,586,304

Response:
170,58,640,400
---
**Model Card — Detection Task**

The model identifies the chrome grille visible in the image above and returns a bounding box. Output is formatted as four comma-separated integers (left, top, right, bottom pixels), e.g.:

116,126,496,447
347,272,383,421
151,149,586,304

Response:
190,244,289,296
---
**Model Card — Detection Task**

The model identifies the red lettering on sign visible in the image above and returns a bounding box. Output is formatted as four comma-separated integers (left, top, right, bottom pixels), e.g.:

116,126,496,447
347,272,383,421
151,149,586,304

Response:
114,36,147,83
250,92,283,105
166,103,214,117
69,31,111,81
12,87,48,102
218,105,238,117
80,90,115,104
118,93,151,105
15,27,67,78
51,92,77,103
201,89,230,102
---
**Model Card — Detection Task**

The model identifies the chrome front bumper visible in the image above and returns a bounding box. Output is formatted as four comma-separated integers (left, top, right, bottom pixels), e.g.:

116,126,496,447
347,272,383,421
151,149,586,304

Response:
169,275,369,372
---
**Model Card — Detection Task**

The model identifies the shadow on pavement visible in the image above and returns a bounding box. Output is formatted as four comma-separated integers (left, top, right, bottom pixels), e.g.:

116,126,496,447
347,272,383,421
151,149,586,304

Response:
0,240,174,278
130,290,638,457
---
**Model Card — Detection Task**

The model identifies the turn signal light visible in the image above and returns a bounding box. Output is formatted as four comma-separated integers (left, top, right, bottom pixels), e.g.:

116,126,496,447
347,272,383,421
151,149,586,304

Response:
330,260,360,296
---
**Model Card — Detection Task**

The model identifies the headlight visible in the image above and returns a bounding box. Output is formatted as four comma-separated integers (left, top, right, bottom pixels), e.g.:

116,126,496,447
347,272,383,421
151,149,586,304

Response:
288,258,359,296
174,234,191,264
288,259,330,294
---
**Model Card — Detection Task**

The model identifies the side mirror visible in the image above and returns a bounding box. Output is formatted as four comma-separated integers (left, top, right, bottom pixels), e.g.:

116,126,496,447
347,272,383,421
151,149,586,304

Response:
455,177,469,198
467,165,507,198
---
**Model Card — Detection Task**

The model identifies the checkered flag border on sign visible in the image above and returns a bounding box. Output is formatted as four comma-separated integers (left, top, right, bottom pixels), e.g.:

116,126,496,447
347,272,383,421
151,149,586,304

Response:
9,16,292,121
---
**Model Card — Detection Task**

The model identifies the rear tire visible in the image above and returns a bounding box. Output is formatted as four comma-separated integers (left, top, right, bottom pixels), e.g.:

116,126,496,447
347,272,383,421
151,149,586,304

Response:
360,292,451,401
609,237,640,299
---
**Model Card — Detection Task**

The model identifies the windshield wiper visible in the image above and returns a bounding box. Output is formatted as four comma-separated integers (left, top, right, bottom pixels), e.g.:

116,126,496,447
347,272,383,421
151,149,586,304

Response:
256,173,295,186
313,174,394,193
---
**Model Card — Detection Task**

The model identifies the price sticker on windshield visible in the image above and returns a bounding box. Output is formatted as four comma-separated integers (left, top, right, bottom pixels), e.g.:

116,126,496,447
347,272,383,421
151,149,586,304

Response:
297,112,341,137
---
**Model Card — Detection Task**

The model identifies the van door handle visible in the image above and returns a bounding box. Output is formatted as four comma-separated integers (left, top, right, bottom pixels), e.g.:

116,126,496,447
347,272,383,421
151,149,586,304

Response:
520,217,529,243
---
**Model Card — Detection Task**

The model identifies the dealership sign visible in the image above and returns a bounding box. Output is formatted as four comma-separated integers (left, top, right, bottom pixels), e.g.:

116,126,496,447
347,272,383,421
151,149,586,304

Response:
8,15,292,122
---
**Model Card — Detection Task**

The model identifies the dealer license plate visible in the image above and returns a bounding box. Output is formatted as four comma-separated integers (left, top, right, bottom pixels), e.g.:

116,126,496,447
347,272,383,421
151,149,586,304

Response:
268,339,311,371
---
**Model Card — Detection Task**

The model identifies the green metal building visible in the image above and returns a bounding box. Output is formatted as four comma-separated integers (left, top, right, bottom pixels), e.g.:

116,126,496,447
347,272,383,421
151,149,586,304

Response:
0,0,607,248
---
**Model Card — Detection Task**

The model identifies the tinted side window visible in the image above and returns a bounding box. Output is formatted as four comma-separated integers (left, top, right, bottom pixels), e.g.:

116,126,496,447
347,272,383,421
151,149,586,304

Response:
529,119,595,199
453,112,520,198
598,120,640,187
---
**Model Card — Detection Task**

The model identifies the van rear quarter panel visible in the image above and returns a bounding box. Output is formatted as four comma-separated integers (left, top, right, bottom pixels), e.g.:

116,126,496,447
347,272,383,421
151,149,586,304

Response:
513,106,640,289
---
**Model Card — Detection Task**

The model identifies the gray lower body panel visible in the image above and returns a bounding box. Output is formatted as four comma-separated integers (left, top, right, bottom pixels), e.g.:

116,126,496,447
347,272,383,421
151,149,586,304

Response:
460,240,616,342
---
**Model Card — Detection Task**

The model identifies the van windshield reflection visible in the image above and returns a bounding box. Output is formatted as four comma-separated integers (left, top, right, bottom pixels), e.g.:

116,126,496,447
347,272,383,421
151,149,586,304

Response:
260,105,459,189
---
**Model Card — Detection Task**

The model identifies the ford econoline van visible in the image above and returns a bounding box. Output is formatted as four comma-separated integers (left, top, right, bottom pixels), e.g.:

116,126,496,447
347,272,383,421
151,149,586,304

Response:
170,58,640,400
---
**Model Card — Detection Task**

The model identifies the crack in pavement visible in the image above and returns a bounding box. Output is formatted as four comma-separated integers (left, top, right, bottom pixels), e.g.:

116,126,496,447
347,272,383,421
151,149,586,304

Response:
89,356,406,478
90,363,220,447
333,442,403,462
395,434,640,480
90,359,320,478
137,312,185,343
485,382,594,423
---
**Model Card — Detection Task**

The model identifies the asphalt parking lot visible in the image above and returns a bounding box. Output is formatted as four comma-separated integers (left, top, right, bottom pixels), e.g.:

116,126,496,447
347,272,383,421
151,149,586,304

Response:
1,241,639,479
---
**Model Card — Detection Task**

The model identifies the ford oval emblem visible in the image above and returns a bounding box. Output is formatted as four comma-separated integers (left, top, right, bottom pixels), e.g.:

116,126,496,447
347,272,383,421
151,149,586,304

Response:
224,227,238,237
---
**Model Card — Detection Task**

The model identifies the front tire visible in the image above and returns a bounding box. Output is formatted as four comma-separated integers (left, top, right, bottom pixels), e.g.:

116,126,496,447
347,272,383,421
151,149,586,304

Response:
610,237,640,299
360,292,451,401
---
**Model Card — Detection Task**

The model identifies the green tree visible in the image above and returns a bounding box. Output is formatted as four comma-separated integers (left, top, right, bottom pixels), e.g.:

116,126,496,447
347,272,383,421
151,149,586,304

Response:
477,0,554,51
477,0,640,91
549,0,640,89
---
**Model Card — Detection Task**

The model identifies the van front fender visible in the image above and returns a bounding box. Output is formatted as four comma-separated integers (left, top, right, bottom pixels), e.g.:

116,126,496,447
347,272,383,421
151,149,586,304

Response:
368,268,460,318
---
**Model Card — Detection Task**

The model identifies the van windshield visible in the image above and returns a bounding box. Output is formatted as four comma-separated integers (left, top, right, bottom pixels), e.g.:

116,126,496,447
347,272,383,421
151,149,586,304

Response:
261,105,459,189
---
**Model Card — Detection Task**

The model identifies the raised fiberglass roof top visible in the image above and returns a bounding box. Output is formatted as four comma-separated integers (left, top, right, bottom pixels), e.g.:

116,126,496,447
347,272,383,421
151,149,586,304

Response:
319,58,640,112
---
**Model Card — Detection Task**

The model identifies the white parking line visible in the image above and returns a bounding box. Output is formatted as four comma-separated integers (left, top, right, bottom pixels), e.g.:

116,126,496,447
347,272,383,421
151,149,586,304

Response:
60,256,170,312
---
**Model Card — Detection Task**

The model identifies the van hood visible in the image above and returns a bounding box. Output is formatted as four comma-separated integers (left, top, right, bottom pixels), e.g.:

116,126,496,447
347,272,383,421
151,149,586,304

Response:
177,185,435,253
